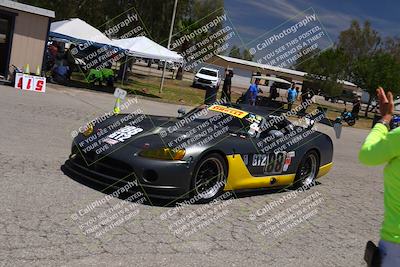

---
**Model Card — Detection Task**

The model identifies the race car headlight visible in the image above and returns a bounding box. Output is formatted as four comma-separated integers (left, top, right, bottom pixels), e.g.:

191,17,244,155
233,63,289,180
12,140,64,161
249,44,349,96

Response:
194,76,199,80
139,147,185,160
82,123,94,137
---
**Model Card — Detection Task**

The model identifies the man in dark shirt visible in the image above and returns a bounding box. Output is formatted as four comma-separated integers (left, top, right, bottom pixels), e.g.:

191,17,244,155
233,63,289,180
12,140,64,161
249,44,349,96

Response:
352,97,361,119
221,69,233,102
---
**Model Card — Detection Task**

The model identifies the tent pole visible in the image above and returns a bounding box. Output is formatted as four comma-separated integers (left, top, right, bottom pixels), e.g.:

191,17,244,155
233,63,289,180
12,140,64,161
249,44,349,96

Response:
160,0,178,93
121,54,128,85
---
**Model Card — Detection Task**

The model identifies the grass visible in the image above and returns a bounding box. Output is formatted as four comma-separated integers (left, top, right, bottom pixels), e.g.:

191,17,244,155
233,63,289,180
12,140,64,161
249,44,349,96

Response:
69,72,373,129
71,71,242,106
307,102,374,129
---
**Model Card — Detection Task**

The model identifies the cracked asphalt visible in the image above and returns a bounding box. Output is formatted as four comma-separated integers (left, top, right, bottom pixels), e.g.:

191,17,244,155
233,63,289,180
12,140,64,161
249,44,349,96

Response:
0,84,384,266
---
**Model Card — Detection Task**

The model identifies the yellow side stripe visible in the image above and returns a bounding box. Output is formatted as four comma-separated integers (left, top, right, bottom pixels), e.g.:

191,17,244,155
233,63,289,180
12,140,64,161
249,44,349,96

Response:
224,155,333,191
224,155,295,191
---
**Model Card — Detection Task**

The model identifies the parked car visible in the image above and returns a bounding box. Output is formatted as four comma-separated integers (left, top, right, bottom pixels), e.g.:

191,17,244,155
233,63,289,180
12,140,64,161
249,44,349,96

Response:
192,67,221,89
158,60,176,72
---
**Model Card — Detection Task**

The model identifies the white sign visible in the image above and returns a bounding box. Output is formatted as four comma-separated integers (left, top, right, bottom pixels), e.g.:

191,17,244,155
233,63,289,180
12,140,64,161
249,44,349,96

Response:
114,87,127,100
14,73,46,93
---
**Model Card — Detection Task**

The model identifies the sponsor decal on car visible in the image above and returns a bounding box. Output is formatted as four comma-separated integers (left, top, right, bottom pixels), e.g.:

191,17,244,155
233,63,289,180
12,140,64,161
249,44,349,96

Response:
208,105,249,118
103,126,143,145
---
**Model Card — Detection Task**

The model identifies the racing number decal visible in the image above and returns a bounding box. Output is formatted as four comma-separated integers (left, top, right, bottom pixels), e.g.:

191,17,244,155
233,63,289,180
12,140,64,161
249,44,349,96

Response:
264,152,286,174
245,152,287,174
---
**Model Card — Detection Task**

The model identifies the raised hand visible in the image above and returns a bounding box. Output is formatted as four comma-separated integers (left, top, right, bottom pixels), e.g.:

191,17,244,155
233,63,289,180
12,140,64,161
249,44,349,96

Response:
376,87,394,122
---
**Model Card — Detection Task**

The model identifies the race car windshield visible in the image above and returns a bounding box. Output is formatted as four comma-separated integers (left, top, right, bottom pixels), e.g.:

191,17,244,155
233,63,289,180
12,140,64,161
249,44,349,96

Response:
180,106,263,134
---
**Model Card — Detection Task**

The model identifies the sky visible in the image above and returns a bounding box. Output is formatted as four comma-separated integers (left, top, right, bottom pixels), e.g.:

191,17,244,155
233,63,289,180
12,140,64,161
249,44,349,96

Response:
224,0,400,44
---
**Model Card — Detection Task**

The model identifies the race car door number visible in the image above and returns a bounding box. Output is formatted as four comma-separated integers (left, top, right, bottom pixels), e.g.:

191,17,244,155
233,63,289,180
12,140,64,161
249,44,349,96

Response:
244,152,287,174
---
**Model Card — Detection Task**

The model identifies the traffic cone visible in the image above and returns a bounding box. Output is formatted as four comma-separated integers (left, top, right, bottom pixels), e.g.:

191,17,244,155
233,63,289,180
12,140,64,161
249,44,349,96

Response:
24,64,30,74
35,65,41,76
113,98,121,114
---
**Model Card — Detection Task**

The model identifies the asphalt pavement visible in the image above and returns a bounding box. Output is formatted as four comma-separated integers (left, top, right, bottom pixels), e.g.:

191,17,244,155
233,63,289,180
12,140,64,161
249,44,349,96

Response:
0,84,384,267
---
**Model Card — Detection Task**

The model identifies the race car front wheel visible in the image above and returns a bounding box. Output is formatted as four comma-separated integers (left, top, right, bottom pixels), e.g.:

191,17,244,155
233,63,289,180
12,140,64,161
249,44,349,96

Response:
193,153,227,202
294,150,319,188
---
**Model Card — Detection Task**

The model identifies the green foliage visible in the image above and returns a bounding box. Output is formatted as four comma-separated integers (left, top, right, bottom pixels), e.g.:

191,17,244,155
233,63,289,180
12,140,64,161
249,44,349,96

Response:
338,21,381,60
301,48,347,96
20,0,224,43
228,46,254,61
383,37,400,63
242,49,254,61
297,19,400,103
353,52,400,96
229,45,241,58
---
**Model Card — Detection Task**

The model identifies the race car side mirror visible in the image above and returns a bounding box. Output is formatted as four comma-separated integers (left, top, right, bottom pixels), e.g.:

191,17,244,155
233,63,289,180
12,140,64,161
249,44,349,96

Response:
333,122,342,139
178,108,186,117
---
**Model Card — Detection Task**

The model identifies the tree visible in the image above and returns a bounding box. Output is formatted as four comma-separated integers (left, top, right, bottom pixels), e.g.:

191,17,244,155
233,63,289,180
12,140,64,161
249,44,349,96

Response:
297,20,400,117
337,20,381,81
295,46,321,71
229,45,242,59
352,52,400,116
20,0,216,43
171,0,224,77
242,49,254,61
228,47,254,61
384,37,400,63
300,48,347,97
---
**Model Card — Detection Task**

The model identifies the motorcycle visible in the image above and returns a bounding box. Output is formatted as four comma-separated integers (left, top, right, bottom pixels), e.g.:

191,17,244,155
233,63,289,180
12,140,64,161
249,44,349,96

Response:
335,109,356,126
391,115,400,129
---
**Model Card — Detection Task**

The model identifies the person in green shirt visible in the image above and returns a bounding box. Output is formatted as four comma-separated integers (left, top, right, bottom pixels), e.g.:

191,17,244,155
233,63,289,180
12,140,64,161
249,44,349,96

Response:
359,87,400,266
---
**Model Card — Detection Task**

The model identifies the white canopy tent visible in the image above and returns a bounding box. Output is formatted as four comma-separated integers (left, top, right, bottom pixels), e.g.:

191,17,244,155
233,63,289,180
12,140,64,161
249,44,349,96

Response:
50,19,182,62
112,36,183,63
50,18,114,47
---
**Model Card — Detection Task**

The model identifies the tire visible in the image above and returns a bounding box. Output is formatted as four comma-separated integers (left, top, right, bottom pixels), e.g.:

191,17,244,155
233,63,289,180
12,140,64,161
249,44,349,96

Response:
334,117,342,124
192,153,227,202
293,150,320,188
347,119,356,126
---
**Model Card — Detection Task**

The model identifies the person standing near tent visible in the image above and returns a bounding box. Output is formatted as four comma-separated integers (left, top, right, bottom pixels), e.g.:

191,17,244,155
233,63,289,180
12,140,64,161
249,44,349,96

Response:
269,82,278,101
298,87,313,117
245,78,261,106
221,69,233,102
287,82,298,111
359,87,400,267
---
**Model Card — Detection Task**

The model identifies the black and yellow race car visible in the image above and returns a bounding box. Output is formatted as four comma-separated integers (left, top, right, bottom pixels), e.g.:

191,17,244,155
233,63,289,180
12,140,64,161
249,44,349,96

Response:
64,104,333,202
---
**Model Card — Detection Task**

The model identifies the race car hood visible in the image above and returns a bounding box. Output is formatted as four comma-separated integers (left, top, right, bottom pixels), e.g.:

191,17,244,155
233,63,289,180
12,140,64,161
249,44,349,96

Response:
73,114,227,156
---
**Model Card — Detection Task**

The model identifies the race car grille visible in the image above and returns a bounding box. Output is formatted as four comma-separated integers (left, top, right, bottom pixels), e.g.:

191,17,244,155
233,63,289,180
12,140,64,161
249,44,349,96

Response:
198,78,212,84
72,151,136,181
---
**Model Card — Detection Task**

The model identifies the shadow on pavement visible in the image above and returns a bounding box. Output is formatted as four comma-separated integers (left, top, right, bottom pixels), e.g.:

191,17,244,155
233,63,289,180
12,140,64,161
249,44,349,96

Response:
61,161,321,208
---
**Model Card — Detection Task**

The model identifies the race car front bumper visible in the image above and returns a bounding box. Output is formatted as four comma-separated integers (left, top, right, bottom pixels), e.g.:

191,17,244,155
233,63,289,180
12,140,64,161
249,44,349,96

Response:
63,151,194,199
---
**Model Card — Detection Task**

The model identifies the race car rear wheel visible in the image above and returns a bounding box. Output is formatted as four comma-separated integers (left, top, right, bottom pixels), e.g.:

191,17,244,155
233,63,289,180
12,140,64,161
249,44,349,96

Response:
294,150,319,188
193,153,227,202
